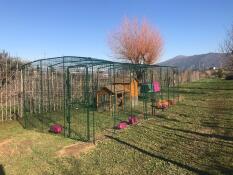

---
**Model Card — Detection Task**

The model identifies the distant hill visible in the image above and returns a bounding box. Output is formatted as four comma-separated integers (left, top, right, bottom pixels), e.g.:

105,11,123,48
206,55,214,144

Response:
159,53,228,70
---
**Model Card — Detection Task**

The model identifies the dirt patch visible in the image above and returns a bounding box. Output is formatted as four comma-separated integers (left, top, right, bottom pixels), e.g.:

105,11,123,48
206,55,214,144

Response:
0,139,13,156
20,140,33,146
0,139,12,147
16,140,33,154
0,139,33,157
56,142,95,158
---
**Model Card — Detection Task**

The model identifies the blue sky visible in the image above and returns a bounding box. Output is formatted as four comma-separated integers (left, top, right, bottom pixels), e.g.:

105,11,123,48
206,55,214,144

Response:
0,0,232,62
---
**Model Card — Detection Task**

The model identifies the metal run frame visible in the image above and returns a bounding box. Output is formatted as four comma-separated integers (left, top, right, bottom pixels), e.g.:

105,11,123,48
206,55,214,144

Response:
21,56,179,142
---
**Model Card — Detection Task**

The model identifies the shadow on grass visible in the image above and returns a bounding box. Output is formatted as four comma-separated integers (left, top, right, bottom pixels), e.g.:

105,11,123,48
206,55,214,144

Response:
140,123,233,150
202,122,233,130
181,103,233,113
0,165,5,175
178,89,207,95
162,126,233,141
181,86,233,91
154,114,180,122
135,123,233,174
105,135,211,175
16,116,25,128
174,131,233,151
21,113,89,142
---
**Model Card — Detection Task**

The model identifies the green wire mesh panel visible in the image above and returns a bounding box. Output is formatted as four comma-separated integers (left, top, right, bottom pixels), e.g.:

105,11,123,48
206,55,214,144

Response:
22,56,179,142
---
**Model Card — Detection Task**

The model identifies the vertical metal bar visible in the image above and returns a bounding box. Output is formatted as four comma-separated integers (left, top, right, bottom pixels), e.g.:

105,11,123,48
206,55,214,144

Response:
130,65,132,116
40,61,43,113
110,65,114,131
91,64,95,143
145,67,148,119
142,66,147,119
20,69,23,119
22,67,27,128
159,67,163,100
96,68,99,91
51,69,54,111
113,64,116,133
36,66,40,113
39,61,44,131
123,68,126,113
70,72,72,104
96,68,99,110
66,68,71,137
47,67,51,112
85,66,90,141
151,69,154,117
63,57,66,137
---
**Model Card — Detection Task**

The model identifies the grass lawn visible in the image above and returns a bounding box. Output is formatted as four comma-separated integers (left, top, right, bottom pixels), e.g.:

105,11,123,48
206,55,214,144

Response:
23,99,147,141
0,78,233,175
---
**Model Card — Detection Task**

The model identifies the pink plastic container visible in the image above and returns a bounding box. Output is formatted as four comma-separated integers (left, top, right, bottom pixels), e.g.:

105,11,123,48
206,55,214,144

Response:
153,81,161,92
117,121,128,129
128,116,138,125
50,124,63,134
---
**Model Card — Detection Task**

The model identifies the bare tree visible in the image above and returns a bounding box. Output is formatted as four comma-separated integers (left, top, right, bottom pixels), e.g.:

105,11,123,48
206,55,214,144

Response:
221,24,233,70
109,17,163,64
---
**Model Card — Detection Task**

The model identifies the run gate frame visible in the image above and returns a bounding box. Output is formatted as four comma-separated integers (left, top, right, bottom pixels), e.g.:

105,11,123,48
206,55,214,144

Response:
21,56,179,143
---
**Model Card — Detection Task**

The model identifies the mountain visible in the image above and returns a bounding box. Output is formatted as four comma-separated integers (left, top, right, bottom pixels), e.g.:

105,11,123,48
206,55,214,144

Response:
159,53,228,70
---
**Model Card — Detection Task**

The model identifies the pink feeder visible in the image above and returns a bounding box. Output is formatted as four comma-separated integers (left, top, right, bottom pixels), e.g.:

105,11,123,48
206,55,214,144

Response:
128,116,139,125
50,124,63,134
117,121,128,129
153,81,161,92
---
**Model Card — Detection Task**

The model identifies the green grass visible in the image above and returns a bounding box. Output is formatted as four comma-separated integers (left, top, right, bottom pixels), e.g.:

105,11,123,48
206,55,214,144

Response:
22,82,179,142
23,99,148,141
0,121,76,175
1,78,233,175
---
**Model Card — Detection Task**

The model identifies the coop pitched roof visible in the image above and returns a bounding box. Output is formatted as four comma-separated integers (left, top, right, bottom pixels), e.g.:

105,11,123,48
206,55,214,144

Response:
113,77,138,84
101,84,130,94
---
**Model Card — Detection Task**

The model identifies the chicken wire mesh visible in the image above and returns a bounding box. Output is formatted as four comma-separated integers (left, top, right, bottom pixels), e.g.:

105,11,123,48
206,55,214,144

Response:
21,56,179,142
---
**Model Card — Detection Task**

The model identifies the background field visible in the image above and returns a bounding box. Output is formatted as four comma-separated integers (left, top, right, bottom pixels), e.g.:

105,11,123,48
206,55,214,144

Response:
0,78,233,175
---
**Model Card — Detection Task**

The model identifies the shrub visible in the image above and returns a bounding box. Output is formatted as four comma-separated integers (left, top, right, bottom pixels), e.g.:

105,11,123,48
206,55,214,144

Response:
216,69,224,78
225,74,233,80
